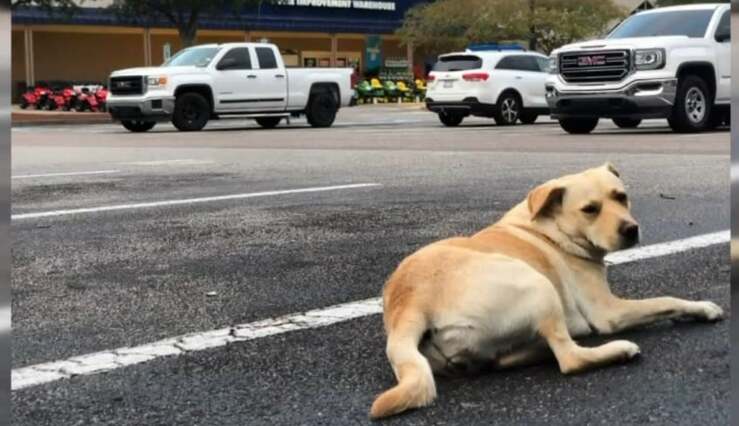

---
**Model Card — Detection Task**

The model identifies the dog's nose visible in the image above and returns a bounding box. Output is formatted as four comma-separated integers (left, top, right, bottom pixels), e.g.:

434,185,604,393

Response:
619,221,639,244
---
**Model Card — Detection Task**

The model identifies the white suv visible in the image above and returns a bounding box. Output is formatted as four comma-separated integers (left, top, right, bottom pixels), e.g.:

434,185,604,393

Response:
425,47,551,127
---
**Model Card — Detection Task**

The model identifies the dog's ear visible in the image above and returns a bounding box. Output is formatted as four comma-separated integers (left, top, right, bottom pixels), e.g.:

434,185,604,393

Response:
602,162,620,177
528,183,565,220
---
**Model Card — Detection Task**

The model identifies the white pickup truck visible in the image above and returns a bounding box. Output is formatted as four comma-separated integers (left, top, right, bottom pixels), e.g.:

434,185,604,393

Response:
546,3,730,134
107,42,356,132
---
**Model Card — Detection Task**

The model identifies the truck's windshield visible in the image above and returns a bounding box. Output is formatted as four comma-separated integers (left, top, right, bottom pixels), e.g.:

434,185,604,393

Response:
163,47,222,67
608,9,714,39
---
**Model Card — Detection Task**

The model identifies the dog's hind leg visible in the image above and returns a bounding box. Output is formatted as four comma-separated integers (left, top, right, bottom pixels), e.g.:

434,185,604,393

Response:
370,310,437,419
537,298,640,374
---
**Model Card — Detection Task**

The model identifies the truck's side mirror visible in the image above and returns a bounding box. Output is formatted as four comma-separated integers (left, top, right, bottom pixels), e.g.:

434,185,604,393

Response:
715,28,730,42
217,57,238,70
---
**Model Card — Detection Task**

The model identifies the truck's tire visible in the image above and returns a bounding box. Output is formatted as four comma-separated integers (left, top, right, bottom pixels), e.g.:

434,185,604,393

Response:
256,117,282,128
172,92,210,131
306,90,338,128
519,111,538,124
668,75,712,133
559,118,599,134
121,120,156,132
438,112,464,127
612,118,641,128
494,92,521,126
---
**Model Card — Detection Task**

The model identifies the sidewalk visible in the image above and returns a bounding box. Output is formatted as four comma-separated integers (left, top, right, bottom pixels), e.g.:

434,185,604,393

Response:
12,106,112,126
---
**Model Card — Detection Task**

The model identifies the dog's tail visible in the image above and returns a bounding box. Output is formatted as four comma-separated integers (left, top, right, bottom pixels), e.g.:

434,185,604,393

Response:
370,313,436,419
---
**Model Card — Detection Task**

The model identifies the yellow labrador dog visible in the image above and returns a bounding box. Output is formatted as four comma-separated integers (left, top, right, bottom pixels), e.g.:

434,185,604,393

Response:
370,163,724,419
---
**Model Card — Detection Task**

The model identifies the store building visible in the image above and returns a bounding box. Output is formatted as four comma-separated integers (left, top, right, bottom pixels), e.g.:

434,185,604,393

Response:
11,0,430,97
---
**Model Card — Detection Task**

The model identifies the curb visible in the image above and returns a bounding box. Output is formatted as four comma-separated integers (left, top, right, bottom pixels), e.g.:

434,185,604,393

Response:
12,110,112,127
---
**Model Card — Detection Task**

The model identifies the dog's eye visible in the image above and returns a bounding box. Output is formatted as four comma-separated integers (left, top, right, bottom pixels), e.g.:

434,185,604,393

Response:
613,192,628,205
581,203,600,215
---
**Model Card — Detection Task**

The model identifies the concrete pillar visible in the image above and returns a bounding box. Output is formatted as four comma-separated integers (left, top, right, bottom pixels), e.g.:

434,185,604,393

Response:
24,25,34,87
406,41,414,77
143,27,152,66
330,34,338,67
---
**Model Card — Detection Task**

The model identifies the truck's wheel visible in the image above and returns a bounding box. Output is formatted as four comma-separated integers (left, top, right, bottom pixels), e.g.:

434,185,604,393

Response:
121,120,156,132
172,92,210,131
612,118,641,129
519,111,538,124
256,117,282,128
306,90,337,128
438,112,464,127
559,118,599,134
494,92,521,126
668,75,712,133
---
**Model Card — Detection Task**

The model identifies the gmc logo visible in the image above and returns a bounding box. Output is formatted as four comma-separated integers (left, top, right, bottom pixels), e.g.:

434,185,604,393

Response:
116,81,131,88
578,55,606,66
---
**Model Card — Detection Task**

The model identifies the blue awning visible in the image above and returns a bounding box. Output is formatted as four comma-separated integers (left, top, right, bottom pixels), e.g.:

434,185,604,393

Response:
12,1,429,34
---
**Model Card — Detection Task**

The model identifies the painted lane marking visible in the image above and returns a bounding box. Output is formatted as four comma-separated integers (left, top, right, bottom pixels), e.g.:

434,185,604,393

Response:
11,230,729,391
12,170,121,179
120,159,214,166
11,183,382,220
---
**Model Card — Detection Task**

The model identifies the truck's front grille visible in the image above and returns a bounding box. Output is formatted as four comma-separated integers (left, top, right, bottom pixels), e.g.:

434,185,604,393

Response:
560,50,630,83
110,76,144,95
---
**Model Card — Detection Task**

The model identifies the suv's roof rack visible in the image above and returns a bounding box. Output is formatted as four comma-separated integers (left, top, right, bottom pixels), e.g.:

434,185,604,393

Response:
466,43,526,52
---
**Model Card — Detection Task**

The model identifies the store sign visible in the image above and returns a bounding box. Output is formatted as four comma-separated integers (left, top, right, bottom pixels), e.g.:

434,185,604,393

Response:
384,57,408,68
276,0,396,11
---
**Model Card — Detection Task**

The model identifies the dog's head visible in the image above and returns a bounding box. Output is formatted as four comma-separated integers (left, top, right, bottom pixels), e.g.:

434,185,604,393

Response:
527,163,639,256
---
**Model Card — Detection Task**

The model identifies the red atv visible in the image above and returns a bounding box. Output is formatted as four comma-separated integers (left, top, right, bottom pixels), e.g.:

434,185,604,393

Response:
75,86,108,112
43,87,77,111
19,84,52,109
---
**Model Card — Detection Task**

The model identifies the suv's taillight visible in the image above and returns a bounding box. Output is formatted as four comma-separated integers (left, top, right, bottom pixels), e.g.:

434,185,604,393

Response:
462,72,489,82
426,74,436,82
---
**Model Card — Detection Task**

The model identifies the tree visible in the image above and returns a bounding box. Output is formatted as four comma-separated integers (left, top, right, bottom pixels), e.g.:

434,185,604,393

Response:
109,0,267,47
397,0,626,55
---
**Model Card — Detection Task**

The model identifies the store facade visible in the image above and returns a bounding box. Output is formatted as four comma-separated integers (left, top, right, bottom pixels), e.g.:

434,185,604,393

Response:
11,0,430,97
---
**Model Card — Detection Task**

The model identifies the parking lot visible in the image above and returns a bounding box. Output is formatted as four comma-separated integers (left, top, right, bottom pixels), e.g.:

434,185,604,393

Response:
11,105,730,425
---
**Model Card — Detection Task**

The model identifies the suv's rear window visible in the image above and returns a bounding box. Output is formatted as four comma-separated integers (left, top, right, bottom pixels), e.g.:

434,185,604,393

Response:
433,55,482,72
608,9,714,39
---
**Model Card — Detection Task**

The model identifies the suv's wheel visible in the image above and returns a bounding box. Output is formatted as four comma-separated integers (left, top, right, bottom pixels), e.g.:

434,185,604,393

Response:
559,118,599,134
438,111,464,127
519,111,538,125
612,118,641,128
172,92,210,131
306,90,338,128
121,120,156,132
494,92,521,125
256,117,282,128
668,75,712,133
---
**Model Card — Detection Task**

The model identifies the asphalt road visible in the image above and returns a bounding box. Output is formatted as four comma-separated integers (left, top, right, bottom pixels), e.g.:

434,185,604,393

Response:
11,106,730,425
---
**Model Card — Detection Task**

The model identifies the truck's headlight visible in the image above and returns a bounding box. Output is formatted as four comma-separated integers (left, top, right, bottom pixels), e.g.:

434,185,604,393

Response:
548,55,558,74
147,76,168,87
634,49,665,70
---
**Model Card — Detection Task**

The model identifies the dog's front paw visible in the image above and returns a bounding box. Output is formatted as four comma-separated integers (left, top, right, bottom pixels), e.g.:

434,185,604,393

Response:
690,301,724,322
611,340,641,361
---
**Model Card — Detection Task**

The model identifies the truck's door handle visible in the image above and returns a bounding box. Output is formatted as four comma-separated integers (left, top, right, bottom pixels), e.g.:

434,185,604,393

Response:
247,75,257,79
275,74,285,79
515,76,522,80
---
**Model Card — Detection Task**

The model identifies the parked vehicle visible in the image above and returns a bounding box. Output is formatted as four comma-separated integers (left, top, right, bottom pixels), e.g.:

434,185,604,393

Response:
19,84,52,110
547,3,730,134
425,44,551,127
43,87,77,111
107,42,355,132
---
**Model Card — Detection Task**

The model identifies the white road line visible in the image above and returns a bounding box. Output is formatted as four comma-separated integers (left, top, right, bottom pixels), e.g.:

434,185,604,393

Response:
12,170,121,179
11,230,729,391
12,183,381,220
120,159,214,166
